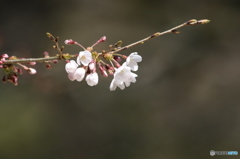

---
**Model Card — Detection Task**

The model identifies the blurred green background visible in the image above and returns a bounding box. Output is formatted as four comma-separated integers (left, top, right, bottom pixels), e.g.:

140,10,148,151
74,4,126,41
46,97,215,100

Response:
0,0,240,159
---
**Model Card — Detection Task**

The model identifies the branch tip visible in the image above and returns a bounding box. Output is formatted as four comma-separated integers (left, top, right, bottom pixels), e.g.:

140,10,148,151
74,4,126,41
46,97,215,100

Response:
198,19,210,24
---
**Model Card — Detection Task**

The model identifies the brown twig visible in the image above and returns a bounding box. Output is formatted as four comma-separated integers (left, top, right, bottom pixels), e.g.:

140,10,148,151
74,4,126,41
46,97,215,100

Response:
2,19,210,65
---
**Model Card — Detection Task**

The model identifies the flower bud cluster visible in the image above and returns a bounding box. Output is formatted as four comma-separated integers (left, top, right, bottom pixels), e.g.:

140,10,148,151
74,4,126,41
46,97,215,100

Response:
1,54,37,85
65,37,142,90
66,50,99,86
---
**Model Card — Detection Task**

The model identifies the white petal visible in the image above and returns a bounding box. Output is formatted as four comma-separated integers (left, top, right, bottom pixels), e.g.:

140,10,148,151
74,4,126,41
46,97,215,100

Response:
86,72,98,86
81,58,92,66
77,51,92,66
74,67,85,82
110,78,125,91
68,72,75,81
118,81,125,90
124,80,131,87
76,54,81,65
124,72,137,87
127,60,138,71
84,51,92,58
65,60,78,73
130,52,142,62
114,66,132,82
129,52,138,56
110,83,116,91
110,80,117,91
126,52,142,71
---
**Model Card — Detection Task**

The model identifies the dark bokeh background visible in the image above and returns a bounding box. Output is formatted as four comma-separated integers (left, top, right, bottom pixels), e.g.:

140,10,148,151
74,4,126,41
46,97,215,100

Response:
0,0,240,159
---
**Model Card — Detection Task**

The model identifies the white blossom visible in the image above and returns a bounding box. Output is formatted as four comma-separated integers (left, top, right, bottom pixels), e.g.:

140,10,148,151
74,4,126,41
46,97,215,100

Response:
86,72,98,86
77,51,92,66
110,63,138,91
74,67,86,82
65,60,78,73
126,52,142,71
65,60,79,81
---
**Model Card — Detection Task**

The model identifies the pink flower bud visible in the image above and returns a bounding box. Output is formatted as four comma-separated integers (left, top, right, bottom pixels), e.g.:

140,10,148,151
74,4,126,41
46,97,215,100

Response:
105,64,114,76
43,51,49,56
17,68,23,74
29,62,36,65
105,64,114,70
112,59,121,68
2,54,9,58
10,75,18,84
52,60,58,64
64,39,76,45
99,68,108,77
98,36,106,43
97,62,108,77
121,55,128,59
91,36,107,48
89,61,96,71
43,52,50,58
28,68,37,74
46,64,52,69
113,56,122,62
1,58,6,62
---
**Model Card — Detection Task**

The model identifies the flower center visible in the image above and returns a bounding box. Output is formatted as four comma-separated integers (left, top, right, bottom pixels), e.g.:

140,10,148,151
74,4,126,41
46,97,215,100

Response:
81,56,86,60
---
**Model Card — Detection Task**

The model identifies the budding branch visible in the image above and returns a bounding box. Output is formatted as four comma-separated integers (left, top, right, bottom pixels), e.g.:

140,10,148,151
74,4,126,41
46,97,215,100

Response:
2,19,209,65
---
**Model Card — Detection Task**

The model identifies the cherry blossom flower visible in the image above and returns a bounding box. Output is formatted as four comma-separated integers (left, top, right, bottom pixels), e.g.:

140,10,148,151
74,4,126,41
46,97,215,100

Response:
77,51,92,66
65,60,78,73
86,72,98,86
126,52,142,71
110,63,138,91
74,67,86,82
65,60,79,81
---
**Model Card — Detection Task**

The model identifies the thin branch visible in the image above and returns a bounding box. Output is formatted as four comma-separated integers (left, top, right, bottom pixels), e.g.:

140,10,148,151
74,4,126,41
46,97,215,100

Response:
2,19,209,65
109,19,210,54
3,56,59,64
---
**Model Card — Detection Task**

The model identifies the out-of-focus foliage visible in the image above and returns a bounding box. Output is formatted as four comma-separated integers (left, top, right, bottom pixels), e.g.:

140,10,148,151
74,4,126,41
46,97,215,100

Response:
0,0,240,159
